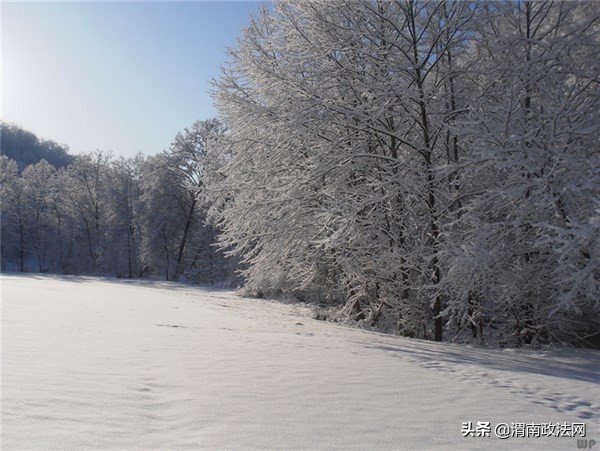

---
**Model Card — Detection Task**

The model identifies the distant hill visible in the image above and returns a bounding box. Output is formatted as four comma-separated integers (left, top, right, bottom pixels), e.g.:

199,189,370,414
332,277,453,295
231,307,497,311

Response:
0,122,73,171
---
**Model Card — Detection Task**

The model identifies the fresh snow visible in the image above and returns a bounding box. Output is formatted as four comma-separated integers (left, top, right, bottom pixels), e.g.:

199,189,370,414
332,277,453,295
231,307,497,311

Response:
2,274,599,450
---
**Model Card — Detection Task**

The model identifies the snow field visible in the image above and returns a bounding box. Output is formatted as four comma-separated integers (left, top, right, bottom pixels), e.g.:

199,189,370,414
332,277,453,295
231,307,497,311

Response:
2,274,598,449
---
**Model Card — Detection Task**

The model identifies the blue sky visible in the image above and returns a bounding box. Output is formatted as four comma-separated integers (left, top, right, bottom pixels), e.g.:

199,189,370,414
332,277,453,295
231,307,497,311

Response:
2,1,265,158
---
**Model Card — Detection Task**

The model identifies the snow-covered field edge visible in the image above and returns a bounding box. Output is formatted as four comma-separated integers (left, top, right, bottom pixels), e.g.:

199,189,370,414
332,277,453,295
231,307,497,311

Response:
2,273,599,450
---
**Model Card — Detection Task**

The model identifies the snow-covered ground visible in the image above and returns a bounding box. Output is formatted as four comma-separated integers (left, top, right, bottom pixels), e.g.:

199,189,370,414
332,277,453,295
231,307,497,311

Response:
2,274,598,450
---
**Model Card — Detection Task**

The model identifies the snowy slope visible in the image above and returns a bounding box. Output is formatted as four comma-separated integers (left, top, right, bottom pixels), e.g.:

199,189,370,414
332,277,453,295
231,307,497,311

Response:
2,274,598,450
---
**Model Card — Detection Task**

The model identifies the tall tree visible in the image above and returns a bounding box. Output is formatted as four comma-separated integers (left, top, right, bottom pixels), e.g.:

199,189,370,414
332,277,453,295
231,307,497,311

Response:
63,151,111,272
213,0,475,340
444,0,600,345
139,119,227,282
105,155,144,278
0,156,21,270
21,160,56,272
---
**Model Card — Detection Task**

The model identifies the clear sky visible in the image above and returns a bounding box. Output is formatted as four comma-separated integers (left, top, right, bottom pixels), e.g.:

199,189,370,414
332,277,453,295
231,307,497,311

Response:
2,1,265,158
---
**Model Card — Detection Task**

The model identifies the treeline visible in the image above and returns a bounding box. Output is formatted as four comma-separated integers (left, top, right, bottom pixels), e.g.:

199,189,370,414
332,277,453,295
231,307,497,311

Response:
2,1,598,348
1,123,73,172
1,119,237,286
208,0,600,346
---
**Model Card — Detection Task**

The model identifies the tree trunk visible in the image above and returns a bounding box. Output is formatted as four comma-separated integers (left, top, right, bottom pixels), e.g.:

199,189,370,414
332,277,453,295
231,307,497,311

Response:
174,197,197,279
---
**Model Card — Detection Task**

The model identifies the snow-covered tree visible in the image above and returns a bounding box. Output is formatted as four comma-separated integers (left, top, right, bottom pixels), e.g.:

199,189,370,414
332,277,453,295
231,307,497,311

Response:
443,0,600,345
20,160,56,272
62,151,112,272
139,119,230,283
212,0,476,340
0,156,22,270
212,0,598,345
104,155,144,278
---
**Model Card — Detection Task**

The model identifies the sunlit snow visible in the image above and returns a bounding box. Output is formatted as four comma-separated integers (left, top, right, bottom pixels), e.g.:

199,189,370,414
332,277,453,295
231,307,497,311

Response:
2,274,598,449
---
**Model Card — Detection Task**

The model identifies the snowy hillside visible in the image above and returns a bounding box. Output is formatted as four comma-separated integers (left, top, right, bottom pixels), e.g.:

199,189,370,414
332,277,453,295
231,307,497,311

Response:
2,274,598,449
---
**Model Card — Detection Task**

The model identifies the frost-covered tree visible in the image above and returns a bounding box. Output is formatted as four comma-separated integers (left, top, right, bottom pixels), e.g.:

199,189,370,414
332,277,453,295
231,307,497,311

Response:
1,122,233,284
139,119,229,283
104,155,144,278
62,151,112,272
213,0,476,340
0,156,22,270
20,160,56,272
443,0,600,345
212,0,598,345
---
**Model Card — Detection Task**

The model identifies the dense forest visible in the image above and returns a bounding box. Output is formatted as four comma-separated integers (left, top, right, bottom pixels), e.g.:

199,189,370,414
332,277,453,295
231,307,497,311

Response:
2,0,599,347
1,123,73,171
1,120,236,286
